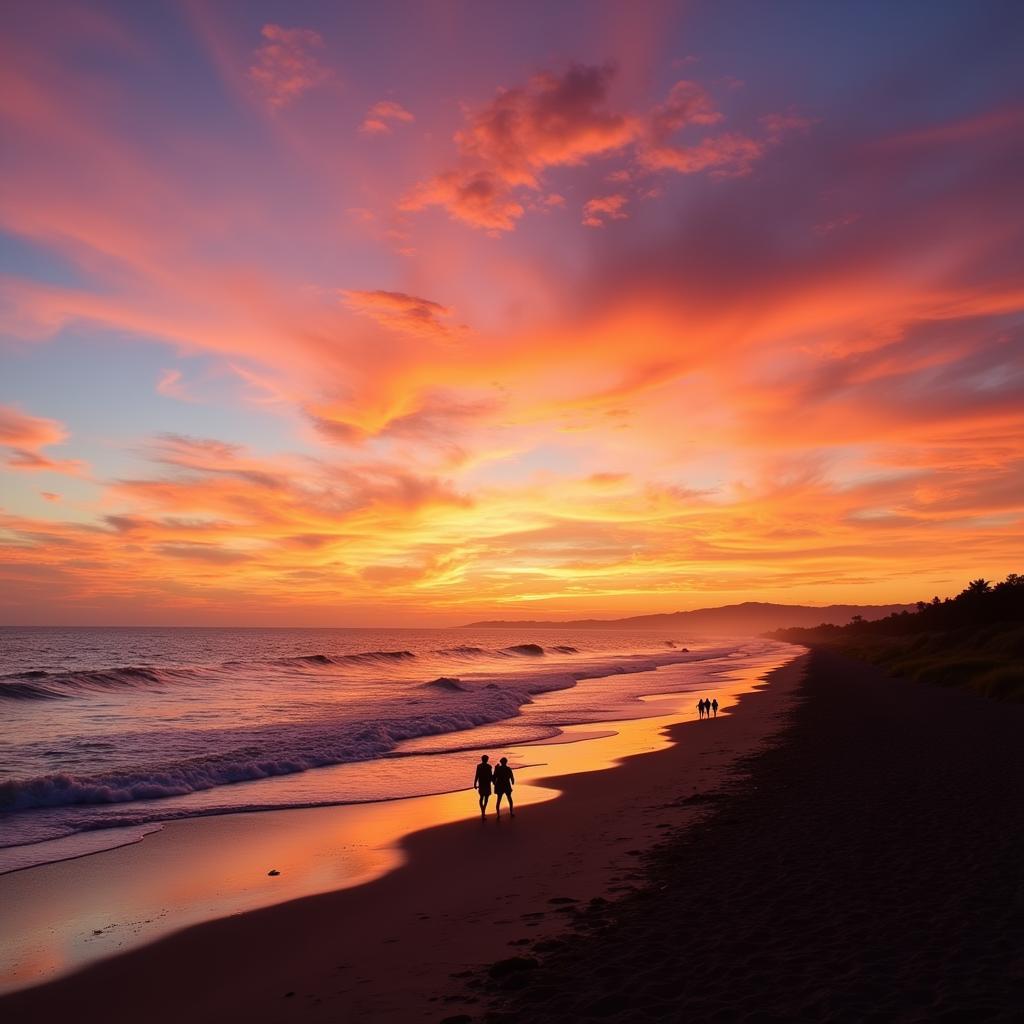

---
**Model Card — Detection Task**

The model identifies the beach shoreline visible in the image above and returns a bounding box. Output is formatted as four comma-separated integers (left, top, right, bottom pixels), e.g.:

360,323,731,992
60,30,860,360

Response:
0,651,807,1020
478,647,1024,1022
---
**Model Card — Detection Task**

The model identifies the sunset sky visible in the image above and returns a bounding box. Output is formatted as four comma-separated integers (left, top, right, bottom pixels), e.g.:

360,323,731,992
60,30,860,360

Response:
1,1,1022,625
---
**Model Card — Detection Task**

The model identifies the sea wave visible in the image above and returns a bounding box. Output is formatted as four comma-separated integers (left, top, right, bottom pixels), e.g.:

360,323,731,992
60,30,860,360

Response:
423,676,467,691
0,666,200,701
0,636,762,836
0,642,588,702
501,643,545,656
0,666,595,814
272,650,417,668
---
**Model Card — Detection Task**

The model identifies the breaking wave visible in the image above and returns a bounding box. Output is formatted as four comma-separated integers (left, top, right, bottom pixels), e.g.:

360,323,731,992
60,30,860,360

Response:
0,623,783,867
273,650,416,668
0,643,587,703
423,677,467,691
0,683,545,813
0,666,200,701
501,643,545,656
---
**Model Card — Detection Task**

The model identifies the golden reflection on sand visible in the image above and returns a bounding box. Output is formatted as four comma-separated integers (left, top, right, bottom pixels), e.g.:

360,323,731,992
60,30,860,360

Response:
0,655,791,993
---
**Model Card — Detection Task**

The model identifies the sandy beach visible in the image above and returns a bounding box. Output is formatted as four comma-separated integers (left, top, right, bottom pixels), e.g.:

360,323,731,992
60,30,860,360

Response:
1,653,805,1021
478,648,1024,1022
4,646,1019,1022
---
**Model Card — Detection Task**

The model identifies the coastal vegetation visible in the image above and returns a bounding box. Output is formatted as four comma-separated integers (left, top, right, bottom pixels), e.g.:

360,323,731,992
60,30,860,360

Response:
771,575,1024,700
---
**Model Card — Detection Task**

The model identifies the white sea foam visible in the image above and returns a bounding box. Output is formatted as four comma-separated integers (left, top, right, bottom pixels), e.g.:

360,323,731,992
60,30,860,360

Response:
0,626,790,869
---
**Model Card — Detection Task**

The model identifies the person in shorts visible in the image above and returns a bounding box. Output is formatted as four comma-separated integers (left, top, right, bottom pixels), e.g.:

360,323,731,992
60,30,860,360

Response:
493,756,515,818
473,754,493,816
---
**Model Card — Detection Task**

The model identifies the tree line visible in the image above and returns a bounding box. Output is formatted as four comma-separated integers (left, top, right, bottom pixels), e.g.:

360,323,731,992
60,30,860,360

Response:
772,573,1023,642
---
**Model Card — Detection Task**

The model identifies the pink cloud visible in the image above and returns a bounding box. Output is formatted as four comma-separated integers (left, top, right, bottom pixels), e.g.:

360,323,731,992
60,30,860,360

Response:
156,368,196,402
639,132,766,176
583,193,629,227
760,110,817,138
635,82,777,176
360,99,414,135
647,80,723,139
248,24,331,110
879,106,1024,149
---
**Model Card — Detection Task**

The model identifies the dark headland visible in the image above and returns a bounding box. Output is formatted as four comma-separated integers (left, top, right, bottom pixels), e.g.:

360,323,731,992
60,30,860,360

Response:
464,600,914,633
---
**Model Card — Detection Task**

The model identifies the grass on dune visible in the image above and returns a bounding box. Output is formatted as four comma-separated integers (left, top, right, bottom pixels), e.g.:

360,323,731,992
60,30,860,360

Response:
770,575,1024,702
834,624,1024,700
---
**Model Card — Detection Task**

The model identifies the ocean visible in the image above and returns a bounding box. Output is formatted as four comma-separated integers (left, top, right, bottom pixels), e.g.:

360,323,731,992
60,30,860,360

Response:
0,626,790,872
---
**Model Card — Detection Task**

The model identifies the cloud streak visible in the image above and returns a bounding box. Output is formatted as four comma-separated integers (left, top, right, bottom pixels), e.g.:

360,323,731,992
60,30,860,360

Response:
0,404,84,474
341,289,460,338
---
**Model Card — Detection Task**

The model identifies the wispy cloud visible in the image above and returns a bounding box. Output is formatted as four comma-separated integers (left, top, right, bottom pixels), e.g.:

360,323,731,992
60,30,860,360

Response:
583,193,629,227
0,404,84,475
341,289,460,338
156,369,196,402
248,24,331,110
360,99,414,135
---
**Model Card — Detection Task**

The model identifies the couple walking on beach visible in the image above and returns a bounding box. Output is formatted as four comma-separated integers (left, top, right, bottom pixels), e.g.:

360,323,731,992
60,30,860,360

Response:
473,754,515,817
697,697,718,719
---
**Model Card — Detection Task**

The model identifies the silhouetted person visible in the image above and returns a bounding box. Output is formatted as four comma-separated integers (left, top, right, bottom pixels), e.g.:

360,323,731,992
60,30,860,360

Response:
697,698,705,719
474,755,493,816
493,756,515,817
712,698,719,718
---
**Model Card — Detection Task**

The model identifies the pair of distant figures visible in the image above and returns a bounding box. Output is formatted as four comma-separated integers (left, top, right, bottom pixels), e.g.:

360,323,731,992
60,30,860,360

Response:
473,755,515,817
697,697,719,719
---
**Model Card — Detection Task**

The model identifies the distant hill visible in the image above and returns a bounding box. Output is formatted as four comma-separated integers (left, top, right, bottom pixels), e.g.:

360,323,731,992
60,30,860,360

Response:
462,602,916,635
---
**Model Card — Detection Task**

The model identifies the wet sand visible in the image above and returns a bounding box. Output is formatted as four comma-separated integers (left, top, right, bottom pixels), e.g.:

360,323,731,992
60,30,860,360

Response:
0,654,805,1021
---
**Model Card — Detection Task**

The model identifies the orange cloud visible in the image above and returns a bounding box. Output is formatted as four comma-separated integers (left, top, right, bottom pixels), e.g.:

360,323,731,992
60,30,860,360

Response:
400,168,525,231
402,63,634,231
248,24,331,110
455,63,634,186
341,289,460,338
0,404,84,474
0,404,66,449
360,99,414,135
403,67,798,231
